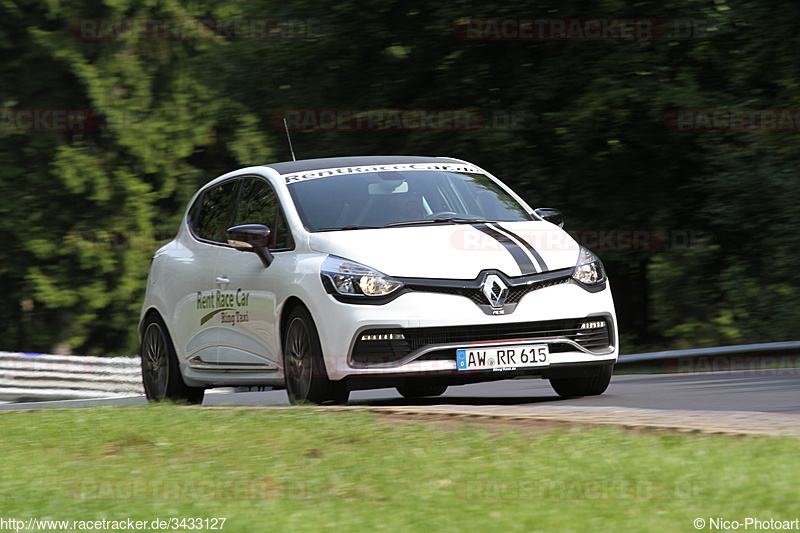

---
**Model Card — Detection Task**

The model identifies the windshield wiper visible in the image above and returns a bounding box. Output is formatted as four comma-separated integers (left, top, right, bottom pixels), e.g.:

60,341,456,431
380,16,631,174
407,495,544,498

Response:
317,225,381,232
384,217,492,228
318,218,496,230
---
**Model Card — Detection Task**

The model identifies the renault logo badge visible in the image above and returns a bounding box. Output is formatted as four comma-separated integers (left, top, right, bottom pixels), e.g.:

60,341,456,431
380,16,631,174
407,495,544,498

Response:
481,274,508,308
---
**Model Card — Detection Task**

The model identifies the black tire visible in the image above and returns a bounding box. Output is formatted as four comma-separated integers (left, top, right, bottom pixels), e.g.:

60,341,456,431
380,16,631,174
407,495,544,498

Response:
549,364,613,398
396,384,448,399
140,315,205,404
283,306,349,405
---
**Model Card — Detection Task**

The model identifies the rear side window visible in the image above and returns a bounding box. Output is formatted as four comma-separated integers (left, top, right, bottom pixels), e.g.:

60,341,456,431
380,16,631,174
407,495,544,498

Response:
191,180,239,243
233,178,293,250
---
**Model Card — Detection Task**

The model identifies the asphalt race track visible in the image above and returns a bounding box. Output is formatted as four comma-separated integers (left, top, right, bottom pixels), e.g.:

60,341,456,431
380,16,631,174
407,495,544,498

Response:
1,369,798,414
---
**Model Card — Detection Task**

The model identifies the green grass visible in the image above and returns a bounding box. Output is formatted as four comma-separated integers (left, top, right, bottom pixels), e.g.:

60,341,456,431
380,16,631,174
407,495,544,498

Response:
1,406,798,532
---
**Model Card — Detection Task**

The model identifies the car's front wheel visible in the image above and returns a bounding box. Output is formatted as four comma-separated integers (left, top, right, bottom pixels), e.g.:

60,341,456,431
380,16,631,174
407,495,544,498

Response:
283,306,349,405
549,364,613,398
140,315,205,404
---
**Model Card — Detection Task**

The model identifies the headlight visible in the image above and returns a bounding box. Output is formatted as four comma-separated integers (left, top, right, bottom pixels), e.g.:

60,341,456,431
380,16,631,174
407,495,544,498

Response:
572,247,606,286
321,256,404,297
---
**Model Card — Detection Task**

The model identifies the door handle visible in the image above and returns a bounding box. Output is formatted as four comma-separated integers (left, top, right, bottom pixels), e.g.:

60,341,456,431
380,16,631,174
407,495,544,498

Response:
215,276,230,286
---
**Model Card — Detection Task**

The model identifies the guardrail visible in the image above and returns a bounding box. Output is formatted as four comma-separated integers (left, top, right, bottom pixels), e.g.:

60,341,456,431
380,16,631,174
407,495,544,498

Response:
1,340,798,403
0,352,142,402
616,341,800,372
617,341,800,364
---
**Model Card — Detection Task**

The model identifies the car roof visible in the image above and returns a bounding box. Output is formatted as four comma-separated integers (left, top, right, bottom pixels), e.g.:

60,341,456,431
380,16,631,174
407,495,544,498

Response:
263,155,462,175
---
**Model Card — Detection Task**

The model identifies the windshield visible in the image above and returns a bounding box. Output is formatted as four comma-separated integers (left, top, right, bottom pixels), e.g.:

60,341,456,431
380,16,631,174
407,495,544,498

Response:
286,170,533,232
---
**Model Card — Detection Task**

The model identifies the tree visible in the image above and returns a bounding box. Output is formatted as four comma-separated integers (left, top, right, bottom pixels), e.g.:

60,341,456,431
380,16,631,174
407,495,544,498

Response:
0,0,273,354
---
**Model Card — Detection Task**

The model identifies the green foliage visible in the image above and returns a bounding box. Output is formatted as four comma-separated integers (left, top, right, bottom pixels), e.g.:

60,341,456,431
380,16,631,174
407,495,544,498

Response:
0,0,268,354
1,0,798,354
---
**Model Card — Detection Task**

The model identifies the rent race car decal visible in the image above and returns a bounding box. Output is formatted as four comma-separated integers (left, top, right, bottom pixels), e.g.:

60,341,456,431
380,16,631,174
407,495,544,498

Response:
197,288,251,326
472,223,550,275
282,163,485,184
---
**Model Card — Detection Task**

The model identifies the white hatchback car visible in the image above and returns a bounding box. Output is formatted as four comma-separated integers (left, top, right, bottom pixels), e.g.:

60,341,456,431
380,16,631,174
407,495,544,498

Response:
139,156,618,404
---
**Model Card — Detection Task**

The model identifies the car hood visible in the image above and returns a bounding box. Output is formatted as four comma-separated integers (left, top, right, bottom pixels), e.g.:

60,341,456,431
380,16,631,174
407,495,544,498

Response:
307,221,581,279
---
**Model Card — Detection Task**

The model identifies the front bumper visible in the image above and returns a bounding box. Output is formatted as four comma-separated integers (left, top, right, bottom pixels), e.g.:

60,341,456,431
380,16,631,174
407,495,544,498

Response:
313,279,619,381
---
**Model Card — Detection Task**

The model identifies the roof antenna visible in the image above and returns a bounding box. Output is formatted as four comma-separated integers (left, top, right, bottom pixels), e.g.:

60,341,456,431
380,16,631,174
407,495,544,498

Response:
283,117,296,161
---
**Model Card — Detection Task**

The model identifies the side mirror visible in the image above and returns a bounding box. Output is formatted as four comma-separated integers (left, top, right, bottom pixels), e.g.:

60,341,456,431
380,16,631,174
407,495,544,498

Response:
534,208,564,228
227,224,273,267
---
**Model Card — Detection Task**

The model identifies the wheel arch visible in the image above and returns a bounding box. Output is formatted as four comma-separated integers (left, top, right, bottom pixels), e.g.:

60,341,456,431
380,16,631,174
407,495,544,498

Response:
279,296,311,349
139,308,179,357
139,306,172,337
139,307,164,336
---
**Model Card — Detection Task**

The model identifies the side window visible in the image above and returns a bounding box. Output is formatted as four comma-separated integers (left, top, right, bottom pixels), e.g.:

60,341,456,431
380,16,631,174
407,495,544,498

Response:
233,178,293,250
192,180,239,243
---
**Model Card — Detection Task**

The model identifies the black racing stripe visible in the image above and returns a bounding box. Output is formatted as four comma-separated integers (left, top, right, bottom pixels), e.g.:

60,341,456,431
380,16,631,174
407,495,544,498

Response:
491,223,549,273
472,223,537,275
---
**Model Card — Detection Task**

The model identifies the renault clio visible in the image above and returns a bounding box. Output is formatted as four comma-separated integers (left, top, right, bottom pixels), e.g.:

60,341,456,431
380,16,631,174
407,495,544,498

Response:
139,156,618,404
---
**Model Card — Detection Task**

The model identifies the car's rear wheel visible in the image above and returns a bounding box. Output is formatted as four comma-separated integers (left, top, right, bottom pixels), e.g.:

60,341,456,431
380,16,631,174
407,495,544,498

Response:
549,364,613,397
283,307,349,405
396,384,448,399
140,315,205,404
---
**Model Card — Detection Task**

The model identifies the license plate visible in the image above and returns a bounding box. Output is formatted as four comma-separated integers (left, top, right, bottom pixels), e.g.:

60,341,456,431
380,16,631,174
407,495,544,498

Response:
456,345,549,371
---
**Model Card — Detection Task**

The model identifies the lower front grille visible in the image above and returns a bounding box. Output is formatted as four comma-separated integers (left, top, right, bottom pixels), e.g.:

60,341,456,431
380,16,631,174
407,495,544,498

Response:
350,317,612,366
